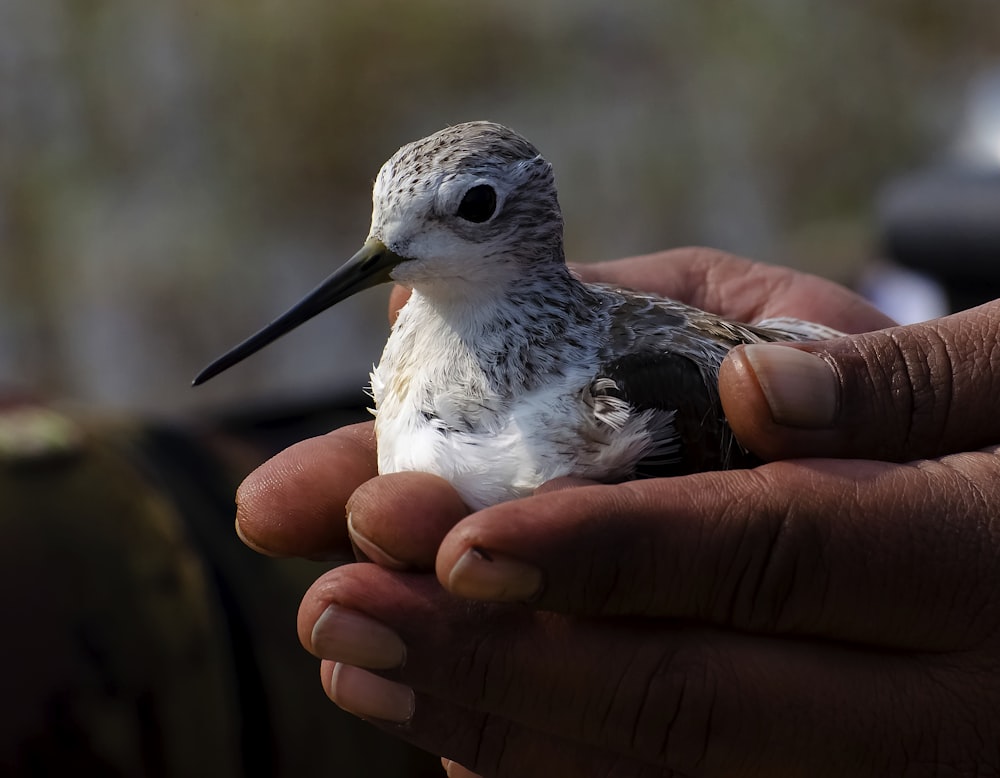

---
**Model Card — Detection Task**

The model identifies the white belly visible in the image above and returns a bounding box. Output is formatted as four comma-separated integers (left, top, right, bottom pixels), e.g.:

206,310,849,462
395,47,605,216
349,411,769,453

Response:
368,295,678,510
372,370,674,511
373,382,578,509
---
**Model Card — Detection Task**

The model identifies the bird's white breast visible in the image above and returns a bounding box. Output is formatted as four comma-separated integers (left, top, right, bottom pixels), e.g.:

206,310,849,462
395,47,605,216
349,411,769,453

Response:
370,327,674,510
371,351,584,509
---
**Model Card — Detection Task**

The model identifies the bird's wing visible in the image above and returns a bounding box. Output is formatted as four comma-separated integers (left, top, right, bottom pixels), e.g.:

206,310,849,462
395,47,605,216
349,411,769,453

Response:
586,284,842,477
753,316,844,341
596,349,758,477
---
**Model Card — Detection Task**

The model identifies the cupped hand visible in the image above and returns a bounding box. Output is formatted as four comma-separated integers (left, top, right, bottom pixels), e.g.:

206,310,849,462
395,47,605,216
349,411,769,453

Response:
237,248,1000,776
303,446,1000,776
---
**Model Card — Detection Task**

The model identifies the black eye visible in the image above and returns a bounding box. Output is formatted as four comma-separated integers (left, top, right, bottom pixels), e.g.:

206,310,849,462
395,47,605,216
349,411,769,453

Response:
456,184,497,223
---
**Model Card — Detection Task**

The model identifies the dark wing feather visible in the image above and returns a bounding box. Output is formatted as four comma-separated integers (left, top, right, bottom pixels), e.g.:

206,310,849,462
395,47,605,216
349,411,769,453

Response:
601,351,760,478
588,283,843,479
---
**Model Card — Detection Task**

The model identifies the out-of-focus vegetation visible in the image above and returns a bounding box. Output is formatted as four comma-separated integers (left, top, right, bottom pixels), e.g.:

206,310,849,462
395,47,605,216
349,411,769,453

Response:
2,0,998,412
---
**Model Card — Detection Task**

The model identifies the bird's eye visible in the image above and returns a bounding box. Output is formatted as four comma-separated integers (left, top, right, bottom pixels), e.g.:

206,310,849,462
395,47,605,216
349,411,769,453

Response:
456,184,497,223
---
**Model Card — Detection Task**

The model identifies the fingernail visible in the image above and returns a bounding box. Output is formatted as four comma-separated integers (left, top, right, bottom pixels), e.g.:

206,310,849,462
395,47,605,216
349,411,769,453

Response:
442,758,484,778
328,663,414,723
348,513,409,570
234,518,281,557
447,547,542,602
741,344,838,428
311,605,406,669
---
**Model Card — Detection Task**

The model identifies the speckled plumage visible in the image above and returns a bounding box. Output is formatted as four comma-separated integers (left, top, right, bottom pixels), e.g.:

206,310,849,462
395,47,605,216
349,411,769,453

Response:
195,121,841,510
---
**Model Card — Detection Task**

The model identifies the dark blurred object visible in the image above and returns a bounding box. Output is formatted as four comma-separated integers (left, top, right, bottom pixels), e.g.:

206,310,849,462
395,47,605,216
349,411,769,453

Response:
0,396,439,777
878,68,1000,313
879,167,1000,312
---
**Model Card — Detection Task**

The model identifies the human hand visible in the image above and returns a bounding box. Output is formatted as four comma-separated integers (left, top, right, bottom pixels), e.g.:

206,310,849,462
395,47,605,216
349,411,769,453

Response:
238,249,1000,775
235,247,891,559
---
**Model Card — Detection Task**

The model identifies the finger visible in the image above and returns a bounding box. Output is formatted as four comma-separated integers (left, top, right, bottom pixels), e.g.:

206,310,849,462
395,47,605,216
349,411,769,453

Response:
577,248,894,333
322,660,668,778
532,476,598,495
389,284,411,325
720,302,1000,461
441,758,483,778
235,422,377,559
304,564,961,777
434,452,1000,651
347,472,470,570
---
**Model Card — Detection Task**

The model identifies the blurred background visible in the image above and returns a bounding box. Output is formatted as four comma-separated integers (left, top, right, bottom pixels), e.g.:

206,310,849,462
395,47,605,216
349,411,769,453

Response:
3,2,1000,776
2,0,999,415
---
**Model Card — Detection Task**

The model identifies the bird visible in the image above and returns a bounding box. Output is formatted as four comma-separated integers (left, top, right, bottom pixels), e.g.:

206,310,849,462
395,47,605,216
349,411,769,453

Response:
194,121,840,510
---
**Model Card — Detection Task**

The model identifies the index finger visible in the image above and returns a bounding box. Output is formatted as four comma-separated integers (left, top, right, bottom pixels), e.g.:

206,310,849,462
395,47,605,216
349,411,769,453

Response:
236,422,378,559
435,451,1000,652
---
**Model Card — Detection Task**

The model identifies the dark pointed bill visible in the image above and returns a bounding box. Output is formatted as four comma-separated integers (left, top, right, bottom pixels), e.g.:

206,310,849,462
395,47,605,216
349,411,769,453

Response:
192,238,404,386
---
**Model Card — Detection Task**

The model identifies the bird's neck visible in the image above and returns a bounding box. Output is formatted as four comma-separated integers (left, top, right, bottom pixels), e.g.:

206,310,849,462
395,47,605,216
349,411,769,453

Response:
400,265,599,394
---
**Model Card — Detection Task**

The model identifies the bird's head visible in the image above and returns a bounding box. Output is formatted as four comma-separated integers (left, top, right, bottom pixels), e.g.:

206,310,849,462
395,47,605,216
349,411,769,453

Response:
369,121,564,288
192,121,563,386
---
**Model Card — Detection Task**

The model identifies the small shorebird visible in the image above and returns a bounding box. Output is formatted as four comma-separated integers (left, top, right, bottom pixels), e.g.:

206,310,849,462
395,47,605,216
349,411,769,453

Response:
195,121,838,509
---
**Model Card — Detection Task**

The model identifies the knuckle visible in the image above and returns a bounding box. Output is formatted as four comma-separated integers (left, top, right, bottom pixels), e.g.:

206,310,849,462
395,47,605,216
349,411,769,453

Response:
841,325,954,460
840,306,1000,461
889,325,954,457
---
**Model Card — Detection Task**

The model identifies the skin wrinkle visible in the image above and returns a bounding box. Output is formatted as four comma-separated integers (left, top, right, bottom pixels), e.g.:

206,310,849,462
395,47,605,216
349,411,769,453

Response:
648,654,689,768
878,333,917,457
640,488,696,619
691,670,718,778
721,527,758,632
593,537,628,616
577,483,654,615
738,262,798,324
601,645,642,757
906,662,973,773
740,498,790,634
571,623,640,753
895,326,950,455
469,712,492,774
490,716,516,778
700,251,760,320
624,646,671,763
699,474,759,626
461,615,500,711
925,322,958,454
907,461,992,649
927,456,1000,646
914,464,983,647
735,473,781,625
832,331,908,460
954,311,1000,453
660,644,724,776
477,623,510,714
704,467,788,631
976,312,1000,394
494,620,539,722
596,483,665,617
769,491,835,636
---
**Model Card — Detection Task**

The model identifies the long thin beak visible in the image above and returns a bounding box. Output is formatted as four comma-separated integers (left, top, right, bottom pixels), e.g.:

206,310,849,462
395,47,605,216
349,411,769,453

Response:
192,238,404,386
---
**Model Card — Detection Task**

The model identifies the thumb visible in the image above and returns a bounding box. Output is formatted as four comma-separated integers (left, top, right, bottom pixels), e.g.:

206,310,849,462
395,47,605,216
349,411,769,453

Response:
719,302,1000,462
